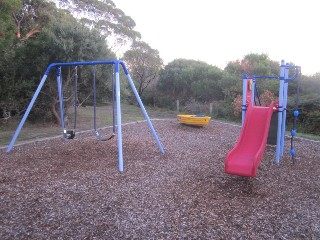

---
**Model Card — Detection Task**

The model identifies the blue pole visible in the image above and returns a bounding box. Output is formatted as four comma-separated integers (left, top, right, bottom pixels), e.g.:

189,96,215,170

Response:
120,61,165,154
251,78,256,105
241,74,248,126
280,65,289,156
56,67,67,140
275,60,286,164
114,61,124,172
74,66,78,129
6,72,51,152
93,66,97,131
251,76,279,79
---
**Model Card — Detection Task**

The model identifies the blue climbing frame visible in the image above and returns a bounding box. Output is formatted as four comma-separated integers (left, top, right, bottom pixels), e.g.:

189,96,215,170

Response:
6,60,165,172
241,60,301,164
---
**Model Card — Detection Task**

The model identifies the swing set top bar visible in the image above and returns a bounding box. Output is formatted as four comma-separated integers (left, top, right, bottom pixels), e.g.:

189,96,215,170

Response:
45,60,129,75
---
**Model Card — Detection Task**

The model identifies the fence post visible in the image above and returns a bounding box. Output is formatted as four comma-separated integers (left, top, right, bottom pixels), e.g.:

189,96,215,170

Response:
210,103,213,115
176,99,179,112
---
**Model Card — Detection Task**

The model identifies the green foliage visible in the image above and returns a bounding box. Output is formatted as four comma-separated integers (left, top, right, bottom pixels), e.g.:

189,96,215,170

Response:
232,95,242,117
300,73,320,95
182,99,210,115
50,0,141,50
255,78,279,99
0,0,22,51
287,93,320,135
304,110,320,135
218,73,242,101
123,41,163,98
285,73,320,135
157,59,224,104
225,53,279,77
211,100,238,121
0,0,116,124
191,66,224,101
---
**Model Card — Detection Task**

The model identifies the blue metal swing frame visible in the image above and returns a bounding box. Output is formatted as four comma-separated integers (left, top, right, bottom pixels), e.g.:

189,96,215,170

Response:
6,60,165,172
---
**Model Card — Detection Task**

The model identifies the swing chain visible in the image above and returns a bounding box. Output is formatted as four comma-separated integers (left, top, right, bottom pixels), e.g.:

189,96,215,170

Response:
92,65,116,141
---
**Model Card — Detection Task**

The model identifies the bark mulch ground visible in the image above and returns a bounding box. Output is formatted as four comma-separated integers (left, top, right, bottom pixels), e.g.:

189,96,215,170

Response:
1,119,319,239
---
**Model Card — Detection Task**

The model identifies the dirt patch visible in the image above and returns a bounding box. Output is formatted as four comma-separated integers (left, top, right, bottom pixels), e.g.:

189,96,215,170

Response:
1,120,319,239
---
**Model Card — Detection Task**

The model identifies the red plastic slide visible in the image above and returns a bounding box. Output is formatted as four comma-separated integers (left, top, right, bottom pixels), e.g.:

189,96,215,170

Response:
225,102,274,177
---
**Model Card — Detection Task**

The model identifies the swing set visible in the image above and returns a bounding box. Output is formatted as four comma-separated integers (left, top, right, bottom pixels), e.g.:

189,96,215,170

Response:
6,60,165,172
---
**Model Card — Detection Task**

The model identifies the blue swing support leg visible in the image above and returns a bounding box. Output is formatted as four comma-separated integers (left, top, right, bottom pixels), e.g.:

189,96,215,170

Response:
119,62,165,155
114,62,124,171
6,74,49,153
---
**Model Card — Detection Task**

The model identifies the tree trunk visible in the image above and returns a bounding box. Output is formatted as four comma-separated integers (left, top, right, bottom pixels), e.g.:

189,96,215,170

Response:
12,12,22,39
51,99,61,125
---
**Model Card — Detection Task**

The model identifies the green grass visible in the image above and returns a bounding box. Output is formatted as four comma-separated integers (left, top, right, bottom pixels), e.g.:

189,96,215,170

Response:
293,131,320,141
1,103,319,148
0,103,178,147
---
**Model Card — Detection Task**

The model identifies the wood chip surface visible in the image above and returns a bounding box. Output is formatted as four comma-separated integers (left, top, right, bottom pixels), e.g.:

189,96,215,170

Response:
1,120,319,239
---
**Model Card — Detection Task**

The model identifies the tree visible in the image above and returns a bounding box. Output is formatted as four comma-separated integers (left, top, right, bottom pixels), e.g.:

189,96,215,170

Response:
157,59,198,101
32,5,115,124
157,59,224,105
0,0,115,124
300,72,320,95
224,53,281,104
0,0,22,51
123,41,163,98
0,0,24,120
47,0,141,54
218,73,242,101
225,53,279,77
11,0,43,40
190,62,224,102
287,73,320,135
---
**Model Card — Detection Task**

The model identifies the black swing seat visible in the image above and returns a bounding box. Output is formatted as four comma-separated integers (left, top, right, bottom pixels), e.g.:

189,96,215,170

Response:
94,130,115,141
64,129,75,139
107,133,116,140
94,130,106,141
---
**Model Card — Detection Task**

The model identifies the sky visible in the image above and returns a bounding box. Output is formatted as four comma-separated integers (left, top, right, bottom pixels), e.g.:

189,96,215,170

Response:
113,0,319,75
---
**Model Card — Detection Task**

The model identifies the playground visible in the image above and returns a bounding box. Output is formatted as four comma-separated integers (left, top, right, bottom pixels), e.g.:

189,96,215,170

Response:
1,119,320,239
